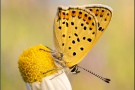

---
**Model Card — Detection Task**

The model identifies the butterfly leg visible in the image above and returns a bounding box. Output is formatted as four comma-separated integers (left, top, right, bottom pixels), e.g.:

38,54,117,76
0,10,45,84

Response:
43,67,63,75
42,67,64,80
49,70,64,80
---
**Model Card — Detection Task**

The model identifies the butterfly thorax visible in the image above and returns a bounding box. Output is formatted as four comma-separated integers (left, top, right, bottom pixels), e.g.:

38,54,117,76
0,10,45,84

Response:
51,52,72,68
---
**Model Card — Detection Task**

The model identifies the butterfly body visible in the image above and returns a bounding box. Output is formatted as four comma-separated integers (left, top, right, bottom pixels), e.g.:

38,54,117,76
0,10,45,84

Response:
52,4,112,69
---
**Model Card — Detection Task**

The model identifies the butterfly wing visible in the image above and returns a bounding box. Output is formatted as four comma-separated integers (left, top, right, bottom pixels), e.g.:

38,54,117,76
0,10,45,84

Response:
85,4,113,46
53,5,112,67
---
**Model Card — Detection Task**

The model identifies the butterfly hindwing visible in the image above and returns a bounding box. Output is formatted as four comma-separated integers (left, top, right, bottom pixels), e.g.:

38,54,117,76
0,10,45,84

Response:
85,4,113,46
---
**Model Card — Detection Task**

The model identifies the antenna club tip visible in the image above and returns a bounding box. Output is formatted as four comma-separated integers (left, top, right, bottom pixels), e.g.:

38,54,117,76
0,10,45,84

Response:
104,78,111,83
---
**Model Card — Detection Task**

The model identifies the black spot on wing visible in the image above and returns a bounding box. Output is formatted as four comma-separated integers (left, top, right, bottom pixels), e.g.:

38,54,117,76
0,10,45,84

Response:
87,38,92,42
69,47,71,50
71,22,74,25
58,26,61,29
72,40,75,44
77,38,80,42
73,52,76,56
80,47,84,51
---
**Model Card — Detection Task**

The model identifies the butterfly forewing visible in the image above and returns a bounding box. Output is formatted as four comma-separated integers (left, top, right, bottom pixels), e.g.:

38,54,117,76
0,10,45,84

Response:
54,6,98,67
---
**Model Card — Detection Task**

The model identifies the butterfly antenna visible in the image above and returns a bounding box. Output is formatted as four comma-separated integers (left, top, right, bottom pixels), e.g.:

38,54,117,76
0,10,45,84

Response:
39,48,55,53
78,66,111,83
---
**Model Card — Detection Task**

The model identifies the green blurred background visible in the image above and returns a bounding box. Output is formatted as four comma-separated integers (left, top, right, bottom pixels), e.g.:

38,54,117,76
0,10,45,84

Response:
2,0,134,90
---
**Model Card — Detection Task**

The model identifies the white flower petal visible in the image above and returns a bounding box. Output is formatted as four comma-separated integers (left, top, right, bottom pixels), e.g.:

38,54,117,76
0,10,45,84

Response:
43,77,56,90
26,70,72,90
25,83,32,90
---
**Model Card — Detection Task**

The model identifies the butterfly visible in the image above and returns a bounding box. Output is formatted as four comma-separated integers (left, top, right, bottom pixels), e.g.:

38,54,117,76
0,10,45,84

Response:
50,4,112,82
